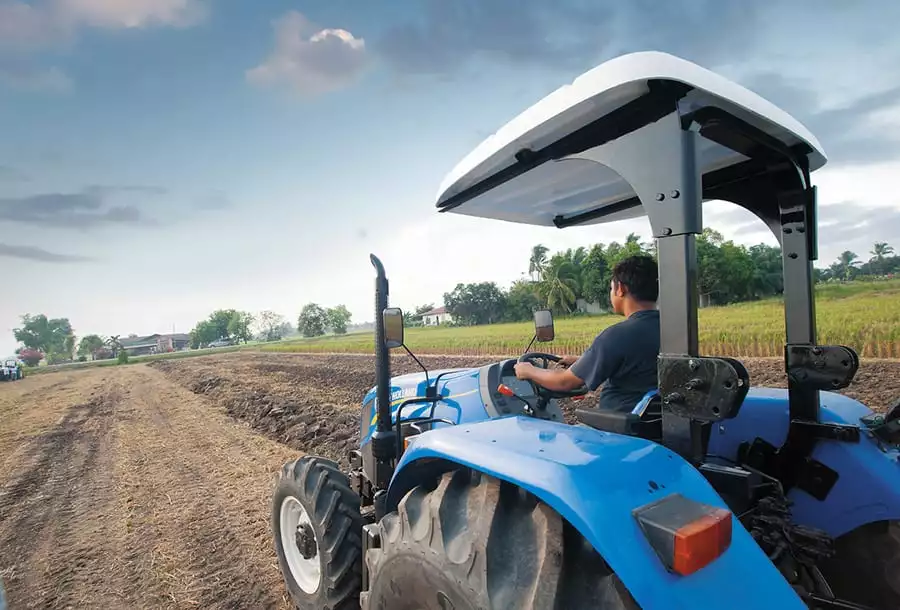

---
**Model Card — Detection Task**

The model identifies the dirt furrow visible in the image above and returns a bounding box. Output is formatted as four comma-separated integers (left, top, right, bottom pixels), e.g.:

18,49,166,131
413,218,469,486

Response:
151,352,900,466
108,366,296,609
0,385,123,609
150,351,492,467
0,371,105,475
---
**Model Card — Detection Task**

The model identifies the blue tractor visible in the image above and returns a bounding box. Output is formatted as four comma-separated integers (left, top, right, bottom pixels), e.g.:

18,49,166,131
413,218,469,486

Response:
271,51,900,610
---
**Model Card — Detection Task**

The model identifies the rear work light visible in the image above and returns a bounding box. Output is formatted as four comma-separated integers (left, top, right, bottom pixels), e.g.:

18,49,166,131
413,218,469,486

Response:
632,493,732,576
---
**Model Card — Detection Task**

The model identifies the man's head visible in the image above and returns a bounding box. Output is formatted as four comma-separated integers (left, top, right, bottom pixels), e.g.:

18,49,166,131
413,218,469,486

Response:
609,255,659,315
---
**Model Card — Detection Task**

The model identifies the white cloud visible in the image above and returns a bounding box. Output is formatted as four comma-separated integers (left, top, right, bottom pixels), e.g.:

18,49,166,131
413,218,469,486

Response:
54,0,206,29
0,0,206,90
0,1,62,50
247,11,367,97
0,0,205,48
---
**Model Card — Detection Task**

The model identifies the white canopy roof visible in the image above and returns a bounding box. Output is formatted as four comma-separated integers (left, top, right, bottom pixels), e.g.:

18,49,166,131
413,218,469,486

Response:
435,51,826,227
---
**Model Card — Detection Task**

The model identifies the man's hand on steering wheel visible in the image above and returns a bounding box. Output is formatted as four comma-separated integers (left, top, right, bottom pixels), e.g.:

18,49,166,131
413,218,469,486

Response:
558,354,578,367
514,352,589,399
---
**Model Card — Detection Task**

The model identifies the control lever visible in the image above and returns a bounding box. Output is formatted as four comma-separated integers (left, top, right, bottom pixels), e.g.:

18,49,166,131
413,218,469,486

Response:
497,384,534,416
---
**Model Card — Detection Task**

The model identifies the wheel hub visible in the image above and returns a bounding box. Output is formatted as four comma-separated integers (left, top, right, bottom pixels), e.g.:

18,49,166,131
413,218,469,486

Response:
279,496,322,594
296,522,317,560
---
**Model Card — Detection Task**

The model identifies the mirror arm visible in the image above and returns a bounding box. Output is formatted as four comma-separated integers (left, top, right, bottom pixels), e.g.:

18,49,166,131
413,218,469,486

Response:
427,370,453,400
523,334,537,355
401,344,429,388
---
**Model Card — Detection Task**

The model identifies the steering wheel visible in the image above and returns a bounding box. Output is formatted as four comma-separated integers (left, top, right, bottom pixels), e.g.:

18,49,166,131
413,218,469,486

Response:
517,352,589,400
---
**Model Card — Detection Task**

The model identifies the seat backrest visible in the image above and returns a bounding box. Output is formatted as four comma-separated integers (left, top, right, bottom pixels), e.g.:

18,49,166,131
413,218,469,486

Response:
576,397,663,441
631,389,661,416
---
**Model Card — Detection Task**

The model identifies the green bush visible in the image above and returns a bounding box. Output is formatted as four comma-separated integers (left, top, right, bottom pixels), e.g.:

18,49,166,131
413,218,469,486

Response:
117,350,129,365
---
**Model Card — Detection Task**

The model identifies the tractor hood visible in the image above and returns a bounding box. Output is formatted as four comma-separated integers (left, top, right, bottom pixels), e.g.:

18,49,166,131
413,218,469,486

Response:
361,365,493,444
363,368,475,408
435,51,825,228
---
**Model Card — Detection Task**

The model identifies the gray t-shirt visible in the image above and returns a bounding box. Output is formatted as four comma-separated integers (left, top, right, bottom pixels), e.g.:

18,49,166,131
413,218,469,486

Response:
569,310,660,413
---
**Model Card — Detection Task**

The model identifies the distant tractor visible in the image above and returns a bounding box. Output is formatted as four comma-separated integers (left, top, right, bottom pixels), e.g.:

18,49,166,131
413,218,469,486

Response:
1,359,22,381
271,52,900,609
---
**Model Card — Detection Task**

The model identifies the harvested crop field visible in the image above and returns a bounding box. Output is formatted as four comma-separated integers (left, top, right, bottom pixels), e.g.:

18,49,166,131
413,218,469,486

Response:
1,352,899,609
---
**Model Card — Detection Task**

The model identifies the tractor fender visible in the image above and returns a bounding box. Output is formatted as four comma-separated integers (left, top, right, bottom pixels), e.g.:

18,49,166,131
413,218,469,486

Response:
389,416,805,610
707,389,900,538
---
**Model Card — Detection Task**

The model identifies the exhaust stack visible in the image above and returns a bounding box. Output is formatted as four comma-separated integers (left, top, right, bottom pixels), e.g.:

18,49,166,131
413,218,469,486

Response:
370,254,392,435
369,254,396,506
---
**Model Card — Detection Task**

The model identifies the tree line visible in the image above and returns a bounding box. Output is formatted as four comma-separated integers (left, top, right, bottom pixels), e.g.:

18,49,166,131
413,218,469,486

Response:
9,302,354,366
412,230,898,327
9,232,896,360
818,242,896,282
189,303,353,346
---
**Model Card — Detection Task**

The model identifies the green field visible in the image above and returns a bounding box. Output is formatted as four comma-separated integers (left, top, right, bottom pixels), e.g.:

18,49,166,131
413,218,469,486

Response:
264,280,900,359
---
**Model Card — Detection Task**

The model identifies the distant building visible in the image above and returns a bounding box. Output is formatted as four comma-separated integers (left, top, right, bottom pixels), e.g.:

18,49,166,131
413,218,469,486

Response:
419,306,454,326
120,333,191,356
575,298,607,314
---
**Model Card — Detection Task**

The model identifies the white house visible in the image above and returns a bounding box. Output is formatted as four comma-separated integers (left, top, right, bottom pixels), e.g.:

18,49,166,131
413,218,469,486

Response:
575,298,607,314
420,306,453,326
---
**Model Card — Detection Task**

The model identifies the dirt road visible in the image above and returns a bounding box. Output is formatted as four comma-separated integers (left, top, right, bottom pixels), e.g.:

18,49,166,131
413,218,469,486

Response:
0,365,297,610
1,352,898,609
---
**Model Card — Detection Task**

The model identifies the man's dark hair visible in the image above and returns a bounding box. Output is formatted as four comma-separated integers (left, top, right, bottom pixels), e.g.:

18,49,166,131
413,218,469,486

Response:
612,255,659,302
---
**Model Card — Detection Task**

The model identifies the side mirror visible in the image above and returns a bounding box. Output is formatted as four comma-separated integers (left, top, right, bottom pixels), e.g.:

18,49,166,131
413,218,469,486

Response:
383,307,405,349
533,309,555,342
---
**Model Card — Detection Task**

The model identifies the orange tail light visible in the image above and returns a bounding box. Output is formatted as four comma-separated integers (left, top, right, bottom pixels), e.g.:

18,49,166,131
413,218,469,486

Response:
633,493,733,576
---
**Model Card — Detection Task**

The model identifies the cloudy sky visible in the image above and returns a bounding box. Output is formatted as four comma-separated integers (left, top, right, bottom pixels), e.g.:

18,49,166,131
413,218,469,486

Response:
3,0,900,355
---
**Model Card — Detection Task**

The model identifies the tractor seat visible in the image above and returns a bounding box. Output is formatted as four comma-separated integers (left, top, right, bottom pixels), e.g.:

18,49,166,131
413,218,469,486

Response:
575,393,662,441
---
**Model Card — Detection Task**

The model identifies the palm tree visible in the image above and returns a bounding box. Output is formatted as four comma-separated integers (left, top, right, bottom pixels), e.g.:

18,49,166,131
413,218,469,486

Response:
564,247,587,298
827,261,844,282
871,242,894,261
838,251,860,281
106,335,122,358
540,259,579,313
870,242,895,275
528,244,549,282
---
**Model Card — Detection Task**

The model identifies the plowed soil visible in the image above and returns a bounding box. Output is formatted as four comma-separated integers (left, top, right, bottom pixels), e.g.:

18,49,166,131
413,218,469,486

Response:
151,352,900,467
0,352,898,609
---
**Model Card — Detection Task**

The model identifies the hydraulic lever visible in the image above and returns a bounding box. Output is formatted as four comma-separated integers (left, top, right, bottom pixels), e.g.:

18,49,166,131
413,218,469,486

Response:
498,384,534,416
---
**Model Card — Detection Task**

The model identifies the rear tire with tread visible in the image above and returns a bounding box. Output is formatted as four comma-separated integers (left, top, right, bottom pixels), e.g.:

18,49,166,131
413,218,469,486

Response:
362,469,637,610
818,520,900,610
272,456,363,610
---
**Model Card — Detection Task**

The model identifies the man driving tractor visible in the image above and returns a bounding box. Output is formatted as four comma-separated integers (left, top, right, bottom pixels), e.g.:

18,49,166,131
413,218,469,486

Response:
514,255,660,412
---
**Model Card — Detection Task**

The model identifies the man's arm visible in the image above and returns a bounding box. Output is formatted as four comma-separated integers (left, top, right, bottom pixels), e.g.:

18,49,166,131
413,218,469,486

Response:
514,362,585,391
567,329,622,392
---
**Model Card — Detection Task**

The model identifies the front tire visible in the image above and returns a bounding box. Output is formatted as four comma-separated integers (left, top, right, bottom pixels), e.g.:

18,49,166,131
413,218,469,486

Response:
817,520,900,609
272,456,364,610
362,469,637,610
